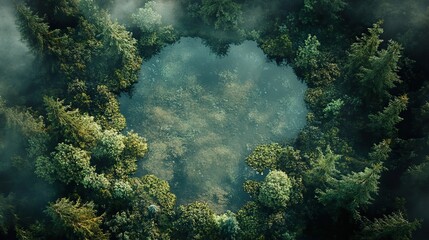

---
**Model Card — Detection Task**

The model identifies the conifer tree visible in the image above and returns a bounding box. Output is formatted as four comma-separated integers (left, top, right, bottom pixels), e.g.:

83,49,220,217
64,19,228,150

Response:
317,163,383,213
358,41,402,102
368,95,408,138
45,198,108,240
306,146,341,186
359,212,421,240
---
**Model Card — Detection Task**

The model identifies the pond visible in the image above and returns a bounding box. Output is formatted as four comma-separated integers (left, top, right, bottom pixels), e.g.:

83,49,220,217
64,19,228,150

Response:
120,37,308,212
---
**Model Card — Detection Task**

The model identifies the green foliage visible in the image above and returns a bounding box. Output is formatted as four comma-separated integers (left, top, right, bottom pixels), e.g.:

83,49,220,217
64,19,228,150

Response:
317,163,383,213
323,98,344,118
294,35,340,87
92,129,125,160
243,180,261,198
16,4,59,53
214,211,240,240
277,146,306,177
359,212,421,240
80,0,142,92
35,143,92,184
121,131,148,159
346,21,403,103
93,85,126,131
357,40,402,102
107,176,176,240
200,0,243,31
295,34,321,73
246,143,283,173
368,95,408,138
260,32,293,60
131,1,177,58
133,175,176,212
306,146,341,186
173,202,218,240
131,2,162,32
246,144,305,177
258,170,293,209
44,97,101,148
236,201,266,239
368,139,392,163
45,198,108,240
346,21,384,79
404,156,429,186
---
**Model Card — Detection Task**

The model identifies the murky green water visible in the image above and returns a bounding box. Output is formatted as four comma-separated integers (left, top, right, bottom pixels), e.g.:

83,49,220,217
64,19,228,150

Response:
120,37,307,212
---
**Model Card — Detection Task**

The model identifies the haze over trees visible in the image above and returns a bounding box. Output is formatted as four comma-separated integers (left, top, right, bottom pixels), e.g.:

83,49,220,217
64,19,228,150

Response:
1,0,428,239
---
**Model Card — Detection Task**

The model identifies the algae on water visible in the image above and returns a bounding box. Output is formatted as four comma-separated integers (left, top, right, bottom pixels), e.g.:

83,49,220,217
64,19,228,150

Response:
120,37,308,212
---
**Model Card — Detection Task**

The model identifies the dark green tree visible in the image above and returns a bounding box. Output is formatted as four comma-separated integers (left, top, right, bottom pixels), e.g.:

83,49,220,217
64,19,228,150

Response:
346,21,383,80
305,146,341,186
359,212,421,240
357,41,402,102
368,95,408,138
16,4,60,53
317,163,383,213
199,0,242,31
0,194,16,235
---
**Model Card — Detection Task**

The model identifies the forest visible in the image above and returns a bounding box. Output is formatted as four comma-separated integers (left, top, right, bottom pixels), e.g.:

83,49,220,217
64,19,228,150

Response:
1,0,429,239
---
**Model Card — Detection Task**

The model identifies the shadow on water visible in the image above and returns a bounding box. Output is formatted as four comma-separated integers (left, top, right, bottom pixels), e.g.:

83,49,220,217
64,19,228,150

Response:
121,37,307,212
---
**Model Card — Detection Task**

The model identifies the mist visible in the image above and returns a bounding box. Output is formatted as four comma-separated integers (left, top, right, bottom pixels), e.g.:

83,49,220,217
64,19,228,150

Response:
120,37,307,211
0,1,35,105
111,0,181,26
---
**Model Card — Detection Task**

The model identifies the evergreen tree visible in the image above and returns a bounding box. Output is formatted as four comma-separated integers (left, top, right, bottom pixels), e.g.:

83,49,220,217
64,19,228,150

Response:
295,34,321,74
306,146,341,186
16,4,60,53
357,40,402,102
44,97,101,148
359,212,421,240
368,139,392,163
346,21,383,81
45,198,108,240
368,95,408,138
199,0,243,31
317,163,383,213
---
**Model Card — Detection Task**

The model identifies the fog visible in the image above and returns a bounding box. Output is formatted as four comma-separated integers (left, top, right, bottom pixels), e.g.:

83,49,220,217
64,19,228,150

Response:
0,1,35,105
120,37,307,211
111,0,181,25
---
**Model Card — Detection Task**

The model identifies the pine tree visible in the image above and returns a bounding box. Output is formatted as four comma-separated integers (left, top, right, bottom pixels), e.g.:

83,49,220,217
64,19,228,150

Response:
45,198,108,240
368,95,408,138
16,4,60,53
358,40,402,102
317,163,383,213
359,212,421,240
346,21,383,80
44,97,101,148
306,146,341,186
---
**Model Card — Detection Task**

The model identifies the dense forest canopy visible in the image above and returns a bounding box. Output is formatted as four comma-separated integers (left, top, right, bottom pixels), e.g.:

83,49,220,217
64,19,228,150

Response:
1,0,429,239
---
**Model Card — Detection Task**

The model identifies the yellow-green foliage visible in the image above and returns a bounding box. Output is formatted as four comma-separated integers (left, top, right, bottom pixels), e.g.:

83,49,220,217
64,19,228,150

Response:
258,170,293,209
173,201,218,240
45,198,108,240
246,143,283,173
